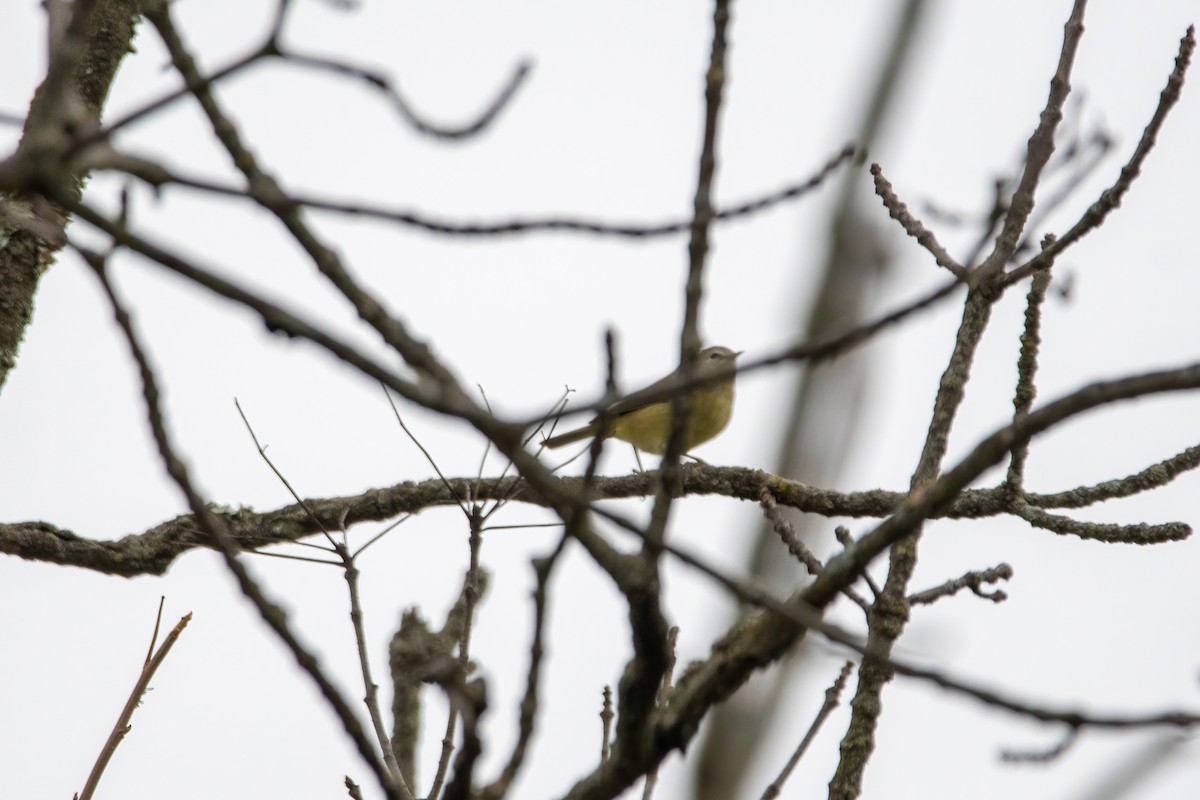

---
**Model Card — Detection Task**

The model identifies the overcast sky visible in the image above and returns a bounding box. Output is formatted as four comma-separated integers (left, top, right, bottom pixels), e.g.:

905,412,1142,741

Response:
2,2,1199,799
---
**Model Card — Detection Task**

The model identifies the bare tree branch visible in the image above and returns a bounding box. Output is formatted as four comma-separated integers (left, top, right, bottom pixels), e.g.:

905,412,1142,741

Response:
760,662,854,800
908,564,1013,606
1007,25,1196,285
82,245,414,800
77,605,191,800
0,0,140,391
96,143,856,238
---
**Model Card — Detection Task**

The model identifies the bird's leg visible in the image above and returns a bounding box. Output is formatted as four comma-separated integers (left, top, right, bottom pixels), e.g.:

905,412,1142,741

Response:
632,444,645,473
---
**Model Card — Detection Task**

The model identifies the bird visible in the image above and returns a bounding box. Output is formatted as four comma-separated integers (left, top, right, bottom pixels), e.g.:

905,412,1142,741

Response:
542,346,741,463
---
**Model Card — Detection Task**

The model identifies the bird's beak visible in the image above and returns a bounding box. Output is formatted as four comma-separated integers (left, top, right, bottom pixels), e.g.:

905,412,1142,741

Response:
734,350,745,357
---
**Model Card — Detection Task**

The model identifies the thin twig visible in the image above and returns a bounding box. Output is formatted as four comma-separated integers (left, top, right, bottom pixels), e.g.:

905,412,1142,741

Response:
475,385,496,496
1010,503,1188,543
105,143,856,238
908,564,1013,606
235,398,339,549
975,0,1089,279
344,547,405,784
600,686,615,764
143,595,165,664
1005,242,1054,496
78,604,191,800
1026,443,1200,510
834,526,881,599
870,163,967,278
237,396,402,779
382,384,470,519
353,514,413,559
1000,726,1080,763
482,388,571,520
535,389,575,453
578,332,621,478
960,179,1012,270
68,43,270,156
641,627,682,800
441,677,488,800
760,490,870,612
1013,123,1113,258
427,507,488,800
760,661,854,800
427,660,462,798
1006,25,1196,285
246,549,342,566
84,247,413,800
282,48,530,140
481,534,570,800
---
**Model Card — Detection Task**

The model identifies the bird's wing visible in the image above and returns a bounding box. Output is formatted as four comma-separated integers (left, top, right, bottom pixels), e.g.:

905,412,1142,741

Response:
605,370,684,417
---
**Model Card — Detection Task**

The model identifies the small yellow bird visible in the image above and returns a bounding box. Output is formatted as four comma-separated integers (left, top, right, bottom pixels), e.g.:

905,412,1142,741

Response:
543,346,741,459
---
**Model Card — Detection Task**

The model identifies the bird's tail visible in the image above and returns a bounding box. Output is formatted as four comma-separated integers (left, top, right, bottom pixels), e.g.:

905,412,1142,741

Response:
542,423,598,449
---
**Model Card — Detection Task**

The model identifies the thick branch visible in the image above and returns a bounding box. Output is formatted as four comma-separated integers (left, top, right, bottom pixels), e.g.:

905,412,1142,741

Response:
0,0,140,392
4,450,1194,577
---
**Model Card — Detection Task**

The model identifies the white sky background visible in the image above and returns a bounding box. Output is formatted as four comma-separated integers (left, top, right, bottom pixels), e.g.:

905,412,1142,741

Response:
2,1,1199,798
